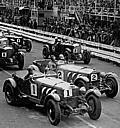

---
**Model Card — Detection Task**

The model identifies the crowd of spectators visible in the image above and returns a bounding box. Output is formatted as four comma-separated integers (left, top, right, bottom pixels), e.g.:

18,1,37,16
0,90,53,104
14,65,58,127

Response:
41,15,120,47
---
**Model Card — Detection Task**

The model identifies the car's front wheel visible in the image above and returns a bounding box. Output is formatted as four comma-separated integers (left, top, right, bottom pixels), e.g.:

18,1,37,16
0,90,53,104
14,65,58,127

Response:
87,94,101,120
46,99,61,126
17,53,24,70
4,82,17,105
105,76,119,98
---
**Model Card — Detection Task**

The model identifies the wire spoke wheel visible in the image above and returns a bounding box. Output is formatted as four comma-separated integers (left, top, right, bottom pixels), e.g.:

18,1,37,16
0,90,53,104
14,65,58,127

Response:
87,94,101,120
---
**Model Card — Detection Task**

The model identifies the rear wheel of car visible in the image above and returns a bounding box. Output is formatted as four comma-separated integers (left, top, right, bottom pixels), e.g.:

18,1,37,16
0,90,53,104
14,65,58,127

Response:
18,54,24,70
42,46,49,59
105,76,118,98
4,82,17,105
25,40,32,52
75,79,87,90
87,94,101,120
64,50,71,61
46,99,61,126
82,50,91,64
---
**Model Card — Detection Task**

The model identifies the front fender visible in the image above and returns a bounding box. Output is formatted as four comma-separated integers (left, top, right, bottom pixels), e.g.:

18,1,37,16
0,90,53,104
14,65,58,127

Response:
74,75,89,83
3,78,16,92
44,90,60,106
28,64,40,72
85,88,101,98
43,44,50,50
105,72,118,78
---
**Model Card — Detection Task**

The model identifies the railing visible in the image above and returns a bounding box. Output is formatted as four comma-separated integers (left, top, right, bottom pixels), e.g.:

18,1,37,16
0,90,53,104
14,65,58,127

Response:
0,22,120,64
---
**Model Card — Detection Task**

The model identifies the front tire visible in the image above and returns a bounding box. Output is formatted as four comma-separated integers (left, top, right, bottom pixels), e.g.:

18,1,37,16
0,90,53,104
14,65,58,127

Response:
87,94,101,120
105,76,119,98
46,99,61,126
4,82,17,105
18,54,24,70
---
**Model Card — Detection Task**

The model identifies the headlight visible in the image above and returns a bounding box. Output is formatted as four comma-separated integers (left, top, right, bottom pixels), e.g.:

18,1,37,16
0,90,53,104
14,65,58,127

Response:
2,52,7,57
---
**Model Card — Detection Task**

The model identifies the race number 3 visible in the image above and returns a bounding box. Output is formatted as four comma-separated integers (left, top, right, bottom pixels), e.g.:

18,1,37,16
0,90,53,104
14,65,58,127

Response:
31,84,37,96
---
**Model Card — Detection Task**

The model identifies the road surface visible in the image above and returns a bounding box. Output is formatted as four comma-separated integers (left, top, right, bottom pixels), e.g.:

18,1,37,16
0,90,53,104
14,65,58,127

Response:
0,40,120,128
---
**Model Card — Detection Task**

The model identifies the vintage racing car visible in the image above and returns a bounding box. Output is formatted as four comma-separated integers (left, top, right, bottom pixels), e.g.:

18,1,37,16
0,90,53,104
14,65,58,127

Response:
42,38,91,64
6,35,32,52
3,66,101,125
32,59,119,98
1,31,32,52
0,37,25,69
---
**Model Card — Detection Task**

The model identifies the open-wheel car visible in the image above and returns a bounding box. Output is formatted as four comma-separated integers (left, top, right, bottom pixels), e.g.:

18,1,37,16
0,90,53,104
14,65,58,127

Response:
0,36,24,69
32,59,119,98
2,30,32,52
3,65,102,126
42,38,91,64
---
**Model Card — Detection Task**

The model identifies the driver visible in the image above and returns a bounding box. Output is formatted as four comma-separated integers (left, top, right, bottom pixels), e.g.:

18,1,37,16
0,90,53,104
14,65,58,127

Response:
56,54,66,65
47,55,57,71
24,65,34,80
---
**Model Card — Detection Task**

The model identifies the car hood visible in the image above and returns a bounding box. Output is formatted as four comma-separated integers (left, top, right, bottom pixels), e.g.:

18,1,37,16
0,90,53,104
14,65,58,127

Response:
58,64,96,74
36,77,78,90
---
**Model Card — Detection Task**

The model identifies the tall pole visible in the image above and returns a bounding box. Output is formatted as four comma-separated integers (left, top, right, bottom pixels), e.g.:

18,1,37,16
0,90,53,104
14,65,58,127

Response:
95,0,97,15
34,0,35,8
65,0,66,12
114,0,116,21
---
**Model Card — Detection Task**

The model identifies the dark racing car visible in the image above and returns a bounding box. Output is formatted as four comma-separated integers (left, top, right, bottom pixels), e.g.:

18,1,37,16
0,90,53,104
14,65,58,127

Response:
32,59,119,98
6,35,32,52
1,31,32,52
3,66,101,125
42,38,91,64
0,37,24,69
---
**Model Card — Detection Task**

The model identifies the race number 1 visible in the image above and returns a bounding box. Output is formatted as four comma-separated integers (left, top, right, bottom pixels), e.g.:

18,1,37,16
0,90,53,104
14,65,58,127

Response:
31,84,37,96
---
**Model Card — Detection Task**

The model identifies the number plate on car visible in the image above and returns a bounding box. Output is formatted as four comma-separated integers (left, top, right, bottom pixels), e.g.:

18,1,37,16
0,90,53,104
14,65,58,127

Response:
2,52,7,57
91,74,98,81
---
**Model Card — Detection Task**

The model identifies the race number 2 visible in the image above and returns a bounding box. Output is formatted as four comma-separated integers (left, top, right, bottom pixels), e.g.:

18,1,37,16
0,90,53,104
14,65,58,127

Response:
58,70,64,80
91,74,98,81
31,84,37,96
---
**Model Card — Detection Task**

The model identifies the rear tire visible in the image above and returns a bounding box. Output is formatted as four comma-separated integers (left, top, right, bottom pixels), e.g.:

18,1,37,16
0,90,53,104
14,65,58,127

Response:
64,50,71,61
42,46,49,59
25,39,32,52
87,94,101,120
82,50,91,64
46,99,61,126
